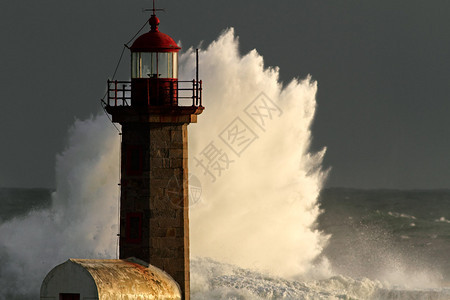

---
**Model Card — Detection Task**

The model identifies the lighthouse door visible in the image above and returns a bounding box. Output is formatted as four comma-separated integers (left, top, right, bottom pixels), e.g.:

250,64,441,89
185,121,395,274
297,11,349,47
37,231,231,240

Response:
59,294,80,300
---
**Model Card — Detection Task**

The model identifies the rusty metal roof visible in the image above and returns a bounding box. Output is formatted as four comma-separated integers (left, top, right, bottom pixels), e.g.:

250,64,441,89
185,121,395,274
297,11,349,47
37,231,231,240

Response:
70,258,181,300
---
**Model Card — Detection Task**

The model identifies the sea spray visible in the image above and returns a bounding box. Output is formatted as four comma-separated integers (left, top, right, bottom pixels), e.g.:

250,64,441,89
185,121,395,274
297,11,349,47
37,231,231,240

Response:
183,28,328,277
0,28,327,298
0,115,120,299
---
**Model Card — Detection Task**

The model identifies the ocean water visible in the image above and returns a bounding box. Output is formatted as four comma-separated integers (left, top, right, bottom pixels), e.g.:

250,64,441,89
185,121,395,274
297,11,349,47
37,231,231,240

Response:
318,188,450,287
1,188,449,299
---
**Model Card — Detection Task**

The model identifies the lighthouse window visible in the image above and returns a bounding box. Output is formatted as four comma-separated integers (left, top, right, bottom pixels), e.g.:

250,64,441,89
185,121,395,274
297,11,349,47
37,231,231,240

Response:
125,145,143,175
126,212,143,243
132,53,138,78
158,53,170,78
141,52,158,78
132,52,177,79
167,54,173,78
132,52,157,78
141,53,152,77
132,52,143,78
172,52,178,78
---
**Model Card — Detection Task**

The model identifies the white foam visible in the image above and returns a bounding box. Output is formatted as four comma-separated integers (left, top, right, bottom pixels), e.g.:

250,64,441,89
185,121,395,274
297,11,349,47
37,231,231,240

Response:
191,257,450,299
183,28,328,278
435,217,450,223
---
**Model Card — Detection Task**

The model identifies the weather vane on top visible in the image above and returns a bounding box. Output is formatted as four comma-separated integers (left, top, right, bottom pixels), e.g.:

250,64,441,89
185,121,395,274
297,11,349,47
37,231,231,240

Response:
143,0,165,16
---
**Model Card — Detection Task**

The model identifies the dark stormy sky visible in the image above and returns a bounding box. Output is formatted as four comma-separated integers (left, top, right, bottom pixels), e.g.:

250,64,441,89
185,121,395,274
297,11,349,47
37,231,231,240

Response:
1,0,450,189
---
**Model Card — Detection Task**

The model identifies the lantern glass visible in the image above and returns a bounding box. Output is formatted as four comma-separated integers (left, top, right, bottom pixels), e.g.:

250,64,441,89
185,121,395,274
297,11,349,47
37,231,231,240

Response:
132,52,178,79
172,53,178,78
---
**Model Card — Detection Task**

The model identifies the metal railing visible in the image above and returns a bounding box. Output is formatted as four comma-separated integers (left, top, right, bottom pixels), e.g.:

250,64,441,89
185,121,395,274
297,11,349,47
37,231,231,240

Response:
107,80,131,106
106,79,203,107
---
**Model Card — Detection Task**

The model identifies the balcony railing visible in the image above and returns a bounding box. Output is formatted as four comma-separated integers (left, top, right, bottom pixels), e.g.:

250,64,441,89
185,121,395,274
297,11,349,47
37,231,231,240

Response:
106,79,202,108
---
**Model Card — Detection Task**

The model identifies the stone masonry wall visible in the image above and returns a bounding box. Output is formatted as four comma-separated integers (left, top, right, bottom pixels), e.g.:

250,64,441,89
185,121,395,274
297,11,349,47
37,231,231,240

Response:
119,123,190,300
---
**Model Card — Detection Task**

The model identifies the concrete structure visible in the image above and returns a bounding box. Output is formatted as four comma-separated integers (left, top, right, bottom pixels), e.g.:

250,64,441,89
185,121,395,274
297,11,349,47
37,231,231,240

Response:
104,10,203,300
40,258,181,300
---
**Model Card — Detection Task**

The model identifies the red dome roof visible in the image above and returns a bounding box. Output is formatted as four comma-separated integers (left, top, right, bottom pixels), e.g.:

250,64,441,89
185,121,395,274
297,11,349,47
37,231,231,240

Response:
130,15,180,52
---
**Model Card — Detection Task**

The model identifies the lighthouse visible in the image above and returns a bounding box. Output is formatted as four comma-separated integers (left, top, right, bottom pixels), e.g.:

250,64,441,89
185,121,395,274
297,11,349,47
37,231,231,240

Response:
40,7,201,300
104,10,203,300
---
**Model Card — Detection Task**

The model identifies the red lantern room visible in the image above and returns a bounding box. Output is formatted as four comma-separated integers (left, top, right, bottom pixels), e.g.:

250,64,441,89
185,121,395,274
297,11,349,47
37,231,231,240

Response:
105,10,203,121
130,14,180,107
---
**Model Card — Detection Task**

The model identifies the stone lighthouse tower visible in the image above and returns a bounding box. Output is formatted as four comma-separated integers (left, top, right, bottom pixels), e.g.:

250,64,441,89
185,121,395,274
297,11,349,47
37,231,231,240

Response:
105,10,203,300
